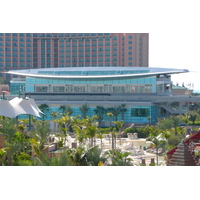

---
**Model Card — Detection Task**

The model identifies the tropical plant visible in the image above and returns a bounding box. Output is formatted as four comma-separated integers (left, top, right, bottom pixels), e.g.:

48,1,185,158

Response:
65,105,74,116
146,135,166,166
189,114,197,125
113,121,124,146
50,111,60,132
107,107,121,121
29,120,51,156
38,103,49,121
120,104,127,121
94,106,106,127
105,149,133,166
107,112,114,150
79,102,90,119
85,146,107,166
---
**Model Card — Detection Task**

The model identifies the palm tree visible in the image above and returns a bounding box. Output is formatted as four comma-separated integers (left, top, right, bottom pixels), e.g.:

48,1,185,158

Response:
79,102,90,119
113,120,124,146
94,106,106,127
108,106,121,121
120,104,127,121
38,104,49,121
50,111,60,132
147,135,166,166
29,120,52,157
105,149,133,166
59,105,66,116
85,126,98,147
107,112,114,151
96,130,104,149
65,105,74,116
72,124,86,146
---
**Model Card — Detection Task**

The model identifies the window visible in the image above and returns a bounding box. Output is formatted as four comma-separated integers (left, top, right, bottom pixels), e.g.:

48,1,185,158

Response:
128,46,132,50
128,57,132,60
131,108,150,117
128,41,132,44
128,52,132,55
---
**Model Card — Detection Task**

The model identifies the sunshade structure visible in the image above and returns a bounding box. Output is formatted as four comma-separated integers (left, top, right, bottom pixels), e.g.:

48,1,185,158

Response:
0,97,42,118
0,99,17,118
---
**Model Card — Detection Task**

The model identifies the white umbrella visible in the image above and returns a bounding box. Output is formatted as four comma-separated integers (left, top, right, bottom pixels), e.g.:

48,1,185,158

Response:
28,98,43,114
0,99,17,118
9,97,41,117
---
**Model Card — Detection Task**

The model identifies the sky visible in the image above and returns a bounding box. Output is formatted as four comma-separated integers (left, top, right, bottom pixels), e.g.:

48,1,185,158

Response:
1,0,200,198
2,1,200,91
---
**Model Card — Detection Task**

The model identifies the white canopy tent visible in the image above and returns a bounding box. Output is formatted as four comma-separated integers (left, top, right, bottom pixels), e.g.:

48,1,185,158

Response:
0,97,42,118
0,99,18,118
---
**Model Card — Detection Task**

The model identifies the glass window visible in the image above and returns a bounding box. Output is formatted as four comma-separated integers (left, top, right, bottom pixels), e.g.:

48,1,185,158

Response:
131,108,150,117
128,46,132,50
128,35,132,39
128,41,132,44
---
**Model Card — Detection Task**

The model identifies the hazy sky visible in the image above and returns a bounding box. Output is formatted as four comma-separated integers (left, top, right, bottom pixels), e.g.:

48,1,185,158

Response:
2,1,200,90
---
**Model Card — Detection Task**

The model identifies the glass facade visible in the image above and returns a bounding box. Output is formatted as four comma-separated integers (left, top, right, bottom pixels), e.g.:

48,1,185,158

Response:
25,76,156,94
30,105,155,124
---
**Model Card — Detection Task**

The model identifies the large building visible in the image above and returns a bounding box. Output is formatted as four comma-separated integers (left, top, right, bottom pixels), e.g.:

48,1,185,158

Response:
5,66,198,126
0,33,149,80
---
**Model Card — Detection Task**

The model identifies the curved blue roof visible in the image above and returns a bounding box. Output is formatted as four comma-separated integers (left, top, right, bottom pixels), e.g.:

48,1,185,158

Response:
5,67,189,79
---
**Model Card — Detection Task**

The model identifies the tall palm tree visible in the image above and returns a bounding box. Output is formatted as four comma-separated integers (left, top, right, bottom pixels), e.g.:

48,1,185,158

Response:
79,102,90,119
107,112,114,151
50,111,60,132
59,105,66,116
120,104,127,121
72,124,86,146
113,120,124,146
108,106,121,121
94,106,106,127
147,135,166,166
85,126,98,147
65,105,74,116
38,104,49,121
